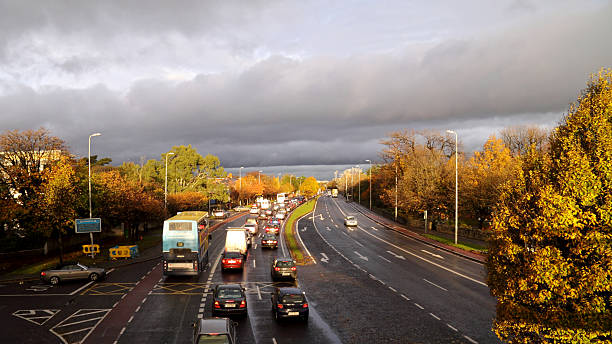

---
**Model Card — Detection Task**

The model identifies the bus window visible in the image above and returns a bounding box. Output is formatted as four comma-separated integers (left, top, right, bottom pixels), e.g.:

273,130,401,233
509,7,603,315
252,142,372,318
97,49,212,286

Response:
169,222,193,231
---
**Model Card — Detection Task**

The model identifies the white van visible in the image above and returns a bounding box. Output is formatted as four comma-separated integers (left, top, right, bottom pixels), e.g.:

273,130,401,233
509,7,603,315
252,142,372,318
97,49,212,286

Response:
225,227,250,256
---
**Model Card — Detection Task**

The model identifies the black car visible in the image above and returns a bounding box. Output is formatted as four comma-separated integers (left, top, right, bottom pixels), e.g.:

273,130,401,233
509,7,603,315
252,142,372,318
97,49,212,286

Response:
212,284,247,317
261,233,278,249
192,317,237,343
271,257,297,281
271,287,309,322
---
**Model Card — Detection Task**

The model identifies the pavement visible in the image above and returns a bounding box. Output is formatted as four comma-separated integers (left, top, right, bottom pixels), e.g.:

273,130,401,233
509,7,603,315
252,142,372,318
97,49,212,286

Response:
340,198,487,263
0,211,248,284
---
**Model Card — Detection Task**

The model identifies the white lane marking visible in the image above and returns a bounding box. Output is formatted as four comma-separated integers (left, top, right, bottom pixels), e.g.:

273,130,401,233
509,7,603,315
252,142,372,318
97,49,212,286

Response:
120,327,126,335
135,306,141,313
257,286,262,300
335,224,338,228
354,240,364,247
423,279,448,292
429,313,441,320
297,217,316,264
386,250,406,260
447,324,458,332
254,243,258,250
414,303,424,310
320,253,329,263
378,255,392,263
464,335,479,344
333,198,487,286
421,249,444,259
253,260,256,268
272,338,278,344
128,315,134,323
354,251,369,261
70,280,95,295
326,226,331,231
401,294,410,301
371,226,379,231
388,286,397,292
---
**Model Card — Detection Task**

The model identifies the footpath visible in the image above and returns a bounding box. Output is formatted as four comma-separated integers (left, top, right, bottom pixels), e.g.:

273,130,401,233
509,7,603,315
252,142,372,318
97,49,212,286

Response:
0,212,247,284
340,198,487,263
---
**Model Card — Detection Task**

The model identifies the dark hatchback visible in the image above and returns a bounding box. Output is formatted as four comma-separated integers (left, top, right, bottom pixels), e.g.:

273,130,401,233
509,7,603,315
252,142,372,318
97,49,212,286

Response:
271,287,309,322
192,317,237,344
271,257,297,281
221,251,244,271
260,234,278,249
212,284,247,317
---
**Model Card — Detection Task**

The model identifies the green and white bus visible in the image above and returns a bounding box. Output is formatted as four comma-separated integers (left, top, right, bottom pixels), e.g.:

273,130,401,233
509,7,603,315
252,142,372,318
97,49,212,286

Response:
162,211,211,276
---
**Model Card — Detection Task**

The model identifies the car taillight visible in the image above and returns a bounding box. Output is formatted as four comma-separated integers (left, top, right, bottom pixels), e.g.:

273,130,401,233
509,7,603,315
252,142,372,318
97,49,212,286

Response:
40,272,46,276
240,300,246,308
277,304,283,309
272,241,277,244
290,267,297,271
222,259,228,264
302,303,308,308
274,267,280,271
214,301,220,309
236,259,242,264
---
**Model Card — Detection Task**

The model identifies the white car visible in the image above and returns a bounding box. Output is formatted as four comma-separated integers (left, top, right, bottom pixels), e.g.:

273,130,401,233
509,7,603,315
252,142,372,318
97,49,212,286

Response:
212,209,228,219
344,216,358,227
249,207,259,214
275,212,285,220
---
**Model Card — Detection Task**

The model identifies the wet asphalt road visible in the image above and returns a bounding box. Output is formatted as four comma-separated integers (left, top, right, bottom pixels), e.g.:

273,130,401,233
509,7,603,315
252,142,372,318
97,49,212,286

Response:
0,198,500,343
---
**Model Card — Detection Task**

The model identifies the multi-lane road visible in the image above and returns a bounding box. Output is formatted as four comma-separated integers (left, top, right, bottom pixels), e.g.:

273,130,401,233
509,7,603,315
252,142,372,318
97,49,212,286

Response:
0,196,499,343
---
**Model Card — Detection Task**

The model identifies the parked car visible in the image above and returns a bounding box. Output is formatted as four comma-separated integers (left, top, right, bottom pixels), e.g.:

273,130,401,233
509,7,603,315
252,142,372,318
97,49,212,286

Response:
192,317,237,344
221,251,244,271
212,209,228,219
271,257,297,281
249,207,259,214
271,287,309,322
40,262,106,285
261,233,278,249
233,205,250,212
344,215,358,227
212,284,247,317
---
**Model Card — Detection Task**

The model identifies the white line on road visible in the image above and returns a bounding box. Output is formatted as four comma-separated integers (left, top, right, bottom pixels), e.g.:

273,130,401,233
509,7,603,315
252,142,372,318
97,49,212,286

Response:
414,303,424,310
386,250,406,260
253,260,256,268
297,217,316,264
423,279,448,291
371,226,379,231
128,315,134,323
135,306,141,313
421,249,444,259
378,255,392,263
320,253,329,263
272,338,278,344
325,226,331,231
429,313,440,320
464,335,479,344
70,280,95,295
388,286,397,292
257,286,262,300
354,251,369,261
354,240,364,247
447,324,458,332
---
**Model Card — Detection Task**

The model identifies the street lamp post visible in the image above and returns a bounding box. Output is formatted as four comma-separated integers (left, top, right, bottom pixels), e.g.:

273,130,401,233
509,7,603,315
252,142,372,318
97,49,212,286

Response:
258,170,262,184
88,132,101,258
351,167,354,202
446,130,458,245
164,152,175,210
365,159,372,210
357,165,361,205
395,163,398,222
239,166,244,205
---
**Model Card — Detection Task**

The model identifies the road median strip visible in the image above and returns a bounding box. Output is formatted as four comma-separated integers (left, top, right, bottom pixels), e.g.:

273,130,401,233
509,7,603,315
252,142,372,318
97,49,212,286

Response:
283,198,317,265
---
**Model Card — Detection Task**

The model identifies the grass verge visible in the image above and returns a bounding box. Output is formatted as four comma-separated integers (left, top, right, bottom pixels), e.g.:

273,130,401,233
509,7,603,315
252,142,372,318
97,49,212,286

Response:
422,233,487,253
284,198,317,264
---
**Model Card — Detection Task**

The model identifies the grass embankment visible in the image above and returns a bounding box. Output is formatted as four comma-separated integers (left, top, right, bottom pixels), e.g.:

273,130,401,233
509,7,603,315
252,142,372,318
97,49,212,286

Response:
6,228,162,277
422,233,487,253
284,198,317,264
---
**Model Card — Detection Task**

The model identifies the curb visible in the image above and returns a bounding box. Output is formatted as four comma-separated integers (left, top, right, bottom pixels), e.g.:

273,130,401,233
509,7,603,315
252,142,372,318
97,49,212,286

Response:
282,198,317,265
345,201,486,264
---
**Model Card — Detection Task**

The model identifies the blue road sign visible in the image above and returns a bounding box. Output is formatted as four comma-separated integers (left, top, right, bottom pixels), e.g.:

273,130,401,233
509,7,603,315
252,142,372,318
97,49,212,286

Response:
75,218,102,233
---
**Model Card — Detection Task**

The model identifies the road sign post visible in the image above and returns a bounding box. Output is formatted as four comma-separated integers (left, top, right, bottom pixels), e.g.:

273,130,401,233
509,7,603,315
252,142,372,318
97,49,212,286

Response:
75,218,101,257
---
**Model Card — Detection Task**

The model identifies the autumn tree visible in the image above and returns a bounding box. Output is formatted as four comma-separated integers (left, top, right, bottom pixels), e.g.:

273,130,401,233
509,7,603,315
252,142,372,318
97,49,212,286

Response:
299,177,319,197
500,125,549,157
487,69,612,343
461,136,517,229
40,157,78,264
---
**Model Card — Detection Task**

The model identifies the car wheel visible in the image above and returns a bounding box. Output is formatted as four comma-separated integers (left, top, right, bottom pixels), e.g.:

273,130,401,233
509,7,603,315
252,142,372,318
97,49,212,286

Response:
89,273,99,282
49,276,59,285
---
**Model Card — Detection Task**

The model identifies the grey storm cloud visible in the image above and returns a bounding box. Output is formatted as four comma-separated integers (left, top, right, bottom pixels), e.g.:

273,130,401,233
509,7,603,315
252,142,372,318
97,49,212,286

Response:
0,1,611,167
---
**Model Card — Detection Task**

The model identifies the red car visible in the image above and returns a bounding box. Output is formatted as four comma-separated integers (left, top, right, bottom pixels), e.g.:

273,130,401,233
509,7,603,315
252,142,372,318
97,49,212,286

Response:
264,225,280,234
221,251,244,271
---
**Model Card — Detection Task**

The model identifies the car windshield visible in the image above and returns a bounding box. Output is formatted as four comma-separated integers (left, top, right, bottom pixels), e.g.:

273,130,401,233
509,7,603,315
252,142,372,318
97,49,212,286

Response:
346,216,354,220
217,288,242,299
197,335,230,344
263,235,276,240
276,260,294,268
282,294,305,303
246,219,257,225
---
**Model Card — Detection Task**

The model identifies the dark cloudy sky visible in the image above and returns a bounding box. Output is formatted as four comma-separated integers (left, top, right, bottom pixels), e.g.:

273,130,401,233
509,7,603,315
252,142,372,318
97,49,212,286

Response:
1,0,610,167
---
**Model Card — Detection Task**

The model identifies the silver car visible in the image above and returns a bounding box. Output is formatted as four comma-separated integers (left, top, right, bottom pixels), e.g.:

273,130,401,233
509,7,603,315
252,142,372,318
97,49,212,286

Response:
40,262,106,285
344,216,358,227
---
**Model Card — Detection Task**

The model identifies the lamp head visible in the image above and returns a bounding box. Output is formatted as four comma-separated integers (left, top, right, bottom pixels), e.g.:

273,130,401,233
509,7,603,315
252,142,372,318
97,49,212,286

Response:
446,130,455,134
90,133,101,137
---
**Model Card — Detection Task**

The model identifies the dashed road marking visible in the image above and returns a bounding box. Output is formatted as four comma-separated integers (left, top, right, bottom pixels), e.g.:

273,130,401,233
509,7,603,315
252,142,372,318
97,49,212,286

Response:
447,324,458,332
400,294,410,301
464,335,478,343
414,303,424,310
423,279,448,292
378,255,392,263
429,313,440,320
